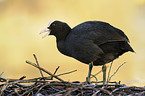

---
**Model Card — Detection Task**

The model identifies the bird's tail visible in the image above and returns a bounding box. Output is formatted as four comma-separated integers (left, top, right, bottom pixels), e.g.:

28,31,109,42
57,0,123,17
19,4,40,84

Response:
121,42,135,53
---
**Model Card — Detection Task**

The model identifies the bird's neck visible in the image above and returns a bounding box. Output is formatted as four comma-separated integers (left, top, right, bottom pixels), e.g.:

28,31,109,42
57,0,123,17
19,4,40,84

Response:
55,28,71,41
55,26,71,56
56,32,71,56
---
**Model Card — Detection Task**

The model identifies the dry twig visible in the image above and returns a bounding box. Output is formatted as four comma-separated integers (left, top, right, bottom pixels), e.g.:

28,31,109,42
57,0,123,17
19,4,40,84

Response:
33,54,44,79
25,60,65,82
107,62,126,83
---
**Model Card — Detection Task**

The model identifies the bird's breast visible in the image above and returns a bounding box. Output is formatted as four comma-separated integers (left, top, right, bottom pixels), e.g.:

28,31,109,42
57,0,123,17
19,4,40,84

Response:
57,40,72,57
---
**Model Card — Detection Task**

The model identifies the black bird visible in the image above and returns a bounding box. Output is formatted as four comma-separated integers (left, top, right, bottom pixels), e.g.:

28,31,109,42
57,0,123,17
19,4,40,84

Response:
40,20,134,84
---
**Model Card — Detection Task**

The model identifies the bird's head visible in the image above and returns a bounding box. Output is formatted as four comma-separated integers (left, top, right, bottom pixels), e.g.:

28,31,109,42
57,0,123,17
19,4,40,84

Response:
40,20,71,39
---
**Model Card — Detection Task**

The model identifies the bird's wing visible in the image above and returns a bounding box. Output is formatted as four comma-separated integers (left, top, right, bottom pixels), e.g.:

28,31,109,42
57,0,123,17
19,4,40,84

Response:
65,36,104,63
72,21,130,46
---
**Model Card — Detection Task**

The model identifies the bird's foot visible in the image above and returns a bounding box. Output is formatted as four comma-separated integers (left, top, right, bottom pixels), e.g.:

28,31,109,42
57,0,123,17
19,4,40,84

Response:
103,81,107,86
86,77,91,84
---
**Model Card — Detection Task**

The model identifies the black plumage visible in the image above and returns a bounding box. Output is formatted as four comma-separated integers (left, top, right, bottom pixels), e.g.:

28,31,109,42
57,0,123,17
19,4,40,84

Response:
40,20,134,83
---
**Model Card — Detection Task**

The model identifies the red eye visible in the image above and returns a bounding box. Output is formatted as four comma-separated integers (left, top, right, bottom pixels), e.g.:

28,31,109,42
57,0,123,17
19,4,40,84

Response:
52,24,55,26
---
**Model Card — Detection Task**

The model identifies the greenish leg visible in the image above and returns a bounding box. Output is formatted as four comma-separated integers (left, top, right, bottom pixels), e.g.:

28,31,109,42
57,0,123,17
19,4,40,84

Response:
102,64,107,85
86,62,93,84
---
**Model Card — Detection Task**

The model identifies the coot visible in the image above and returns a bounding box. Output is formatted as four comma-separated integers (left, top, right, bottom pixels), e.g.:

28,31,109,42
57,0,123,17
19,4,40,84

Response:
40,20,134,84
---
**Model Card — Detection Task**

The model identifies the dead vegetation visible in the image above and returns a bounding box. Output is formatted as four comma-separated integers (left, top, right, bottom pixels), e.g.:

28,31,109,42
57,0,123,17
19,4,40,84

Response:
0,54,145,96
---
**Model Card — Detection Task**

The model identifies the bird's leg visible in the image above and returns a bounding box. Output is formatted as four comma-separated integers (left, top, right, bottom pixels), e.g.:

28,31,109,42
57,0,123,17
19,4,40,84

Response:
86,62,93,84
102,64,107,85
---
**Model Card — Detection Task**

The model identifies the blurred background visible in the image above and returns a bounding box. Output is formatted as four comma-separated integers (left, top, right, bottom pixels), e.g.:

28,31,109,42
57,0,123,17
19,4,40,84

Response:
0,0,145,86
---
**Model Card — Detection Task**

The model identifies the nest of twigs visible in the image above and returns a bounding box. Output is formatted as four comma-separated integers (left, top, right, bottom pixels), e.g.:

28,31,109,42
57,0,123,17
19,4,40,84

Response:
1,79,145,96
0,54,145,96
